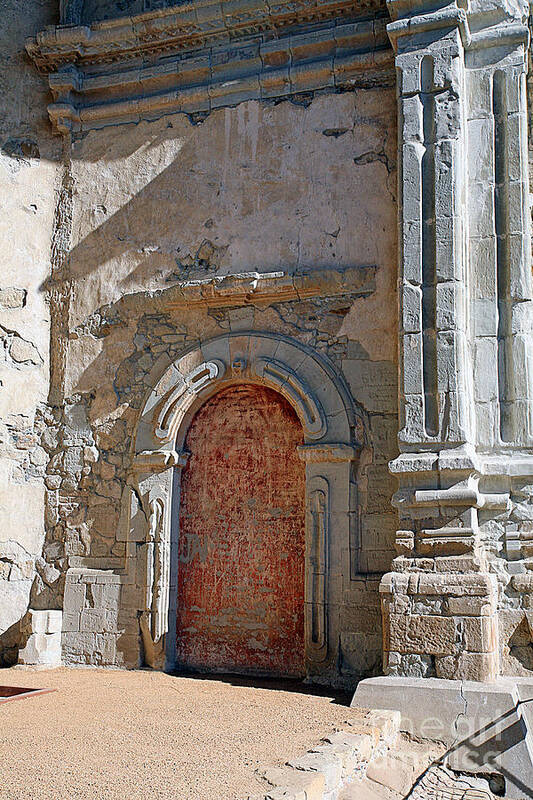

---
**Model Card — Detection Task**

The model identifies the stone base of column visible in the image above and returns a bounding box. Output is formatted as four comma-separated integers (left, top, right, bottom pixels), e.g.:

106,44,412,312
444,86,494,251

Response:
381,571,500,681
352,676,533,799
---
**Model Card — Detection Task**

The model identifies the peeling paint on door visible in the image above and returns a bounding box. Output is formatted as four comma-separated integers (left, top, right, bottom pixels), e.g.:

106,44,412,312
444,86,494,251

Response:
176,384,305,676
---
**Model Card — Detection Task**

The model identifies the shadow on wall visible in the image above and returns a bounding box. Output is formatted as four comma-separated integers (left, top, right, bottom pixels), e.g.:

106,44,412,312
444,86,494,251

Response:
41,98,396,299
442,701,533,800
508,617,533,672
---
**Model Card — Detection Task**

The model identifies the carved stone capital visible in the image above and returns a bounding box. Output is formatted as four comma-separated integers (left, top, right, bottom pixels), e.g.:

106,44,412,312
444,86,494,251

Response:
132,450,188,473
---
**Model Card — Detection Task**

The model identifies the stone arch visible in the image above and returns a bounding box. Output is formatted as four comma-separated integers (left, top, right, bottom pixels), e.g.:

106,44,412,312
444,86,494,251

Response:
134,331,357,455
126,332,360,678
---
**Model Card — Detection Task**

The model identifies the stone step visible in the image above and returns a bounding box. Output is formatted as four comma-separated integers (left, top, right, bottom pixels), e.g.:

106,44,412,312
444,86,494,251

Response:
251,711,435,800
249,766,326,800
346,708,402,749
339,776,402,800
365,735,445,796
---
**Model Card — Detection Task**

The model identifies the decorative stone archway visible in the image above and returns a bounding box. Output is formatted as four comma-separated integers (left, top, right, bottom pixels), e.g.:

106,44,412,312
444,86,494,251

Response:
127,331,359,677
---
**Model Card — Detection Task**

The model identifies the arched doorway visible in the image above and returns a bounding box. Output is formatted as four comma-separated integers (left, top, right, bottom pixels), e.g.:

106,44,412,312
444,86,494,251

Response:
176,384,306,676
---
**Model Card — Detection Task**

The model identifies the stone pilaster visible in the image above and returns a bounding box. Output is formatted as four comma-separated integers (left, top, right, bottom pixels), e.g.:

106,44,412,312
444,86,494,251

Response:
382,0,532,680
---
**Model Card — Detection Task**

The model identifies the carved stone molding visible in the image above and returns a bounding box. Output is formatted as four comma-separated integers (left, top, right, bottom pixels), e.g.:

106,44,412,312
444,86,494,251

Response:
253,358,326,440
135,331,359,453
305,476,329,663
111,266,377,315
30,0,388,70
380,0,533,682
26,3,393,133
155,360,225,442
131,449,188,472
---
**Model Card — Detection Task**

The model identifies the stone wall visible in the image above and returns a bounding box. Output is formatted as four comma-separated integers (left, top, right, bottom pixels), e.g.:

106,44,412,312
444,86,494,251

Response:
0,0,402,683
0,0,61,664
49,86,398,681
13,0,533,688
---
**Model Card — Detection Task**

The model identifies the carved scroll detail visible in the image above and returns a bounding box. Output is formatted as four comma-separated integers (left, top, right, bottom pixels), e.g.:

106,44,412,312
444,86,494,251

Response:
155,359,225,442
253,357,326,440
306,477,329,663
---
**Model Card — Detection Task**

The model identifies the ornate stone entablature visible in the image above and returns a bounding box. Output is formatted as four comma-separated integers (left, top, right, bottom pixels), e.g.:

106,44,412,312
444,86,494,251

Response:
26,0,393,133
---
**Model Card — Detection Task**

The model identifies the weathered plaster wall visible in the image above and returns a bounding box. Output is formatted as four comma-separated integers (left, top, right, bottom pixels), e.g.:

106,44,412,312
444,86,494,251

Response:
0,0,61,663
49,87,398,679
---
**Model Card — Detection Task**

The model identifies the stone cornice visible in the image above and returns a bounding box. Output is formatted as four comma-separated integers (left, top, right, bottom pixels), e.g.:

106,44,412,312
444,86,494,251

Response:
387,2,471,49
386,0,529,53
26,0,393,133
131,450,189,471
27,0,386,70
108,266,377,317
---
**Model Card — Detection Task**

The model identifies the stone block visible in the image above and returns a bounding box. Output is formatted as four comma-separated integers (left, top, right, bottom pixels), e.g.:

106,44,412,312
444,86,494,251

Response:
354,709,401,746
310,741,361,778
115,633,140,668
64,577,86,607
461,617,496,654
89,581,121,609
402,284,422,334
511,574,533,593
287,751,342,794
474,340,498,402
0,287,26,309
353,676,533,799
472,298,498,337
321,730,374,762
80,607,117,634
261,766,325,800
18,632,61,667
467,117,494,182
388,613,457,656
366,752,415,796
435,652,497,682
417,573,495,598
61,611,80,633
402,333,423,395
45,610,63,634
435,281,460,333
27,609,50,634
400,394,425,442
401,221,422,284
466,68,491,121
401,142,422,225
359,549,395,574
397,51,423,94
446,596,494,617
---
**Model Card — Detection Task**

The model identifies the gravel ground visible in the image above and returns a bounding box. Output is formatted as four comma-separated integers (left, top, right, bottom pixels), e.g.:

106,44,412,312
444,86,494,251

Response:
0,667,356,800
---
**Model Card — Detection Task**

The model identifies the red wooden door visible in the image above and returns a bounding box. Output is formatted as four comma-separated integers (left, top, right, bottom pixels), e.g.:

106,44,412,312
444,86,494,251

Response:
176,384,305,676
